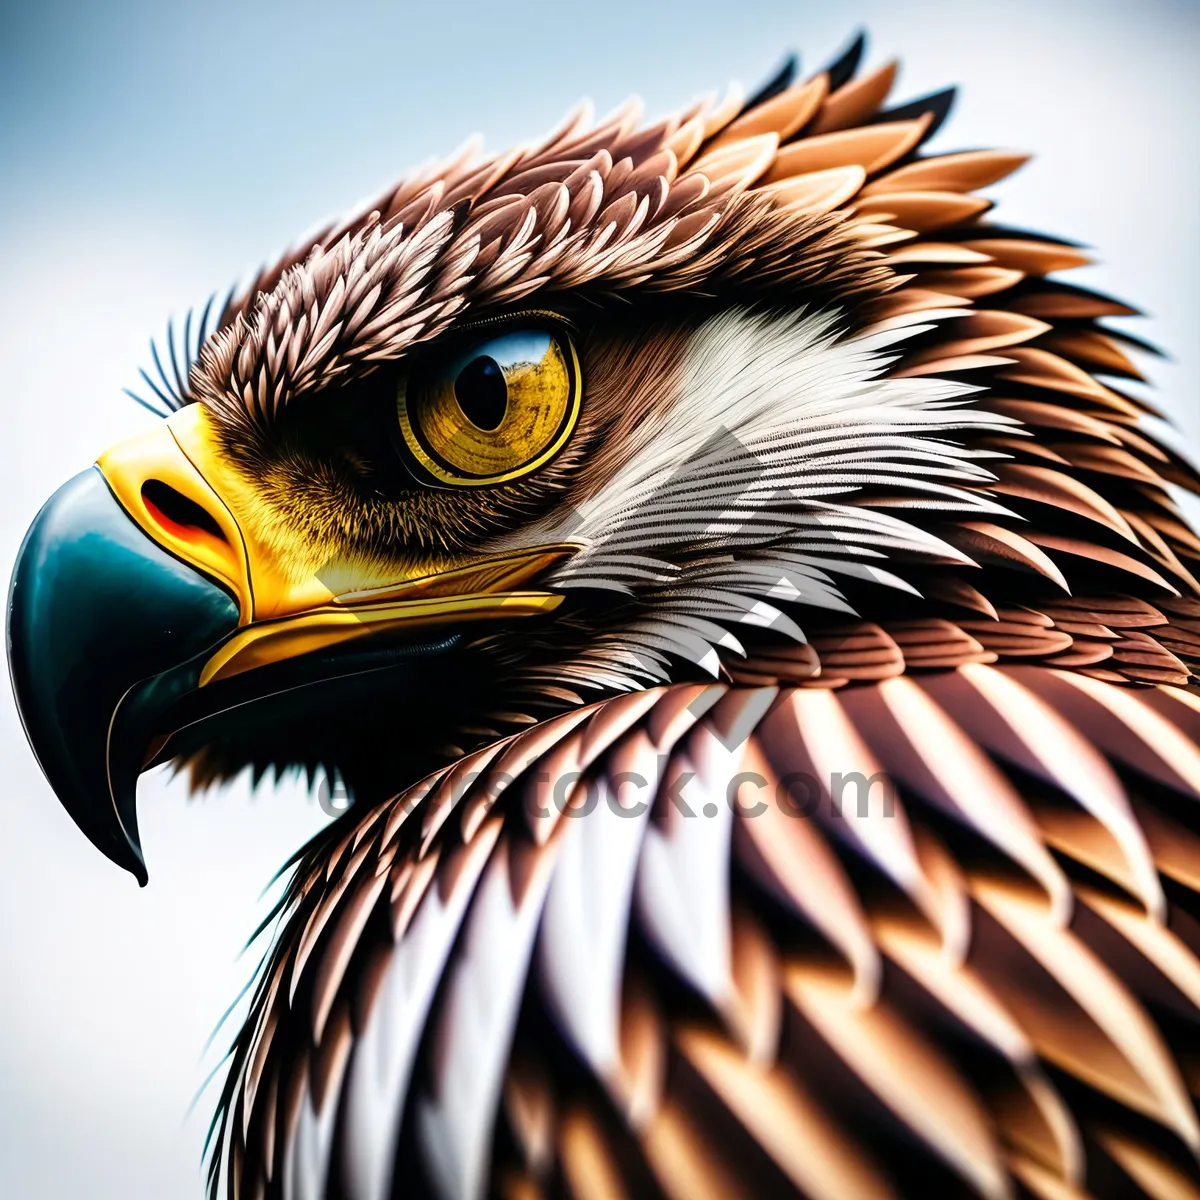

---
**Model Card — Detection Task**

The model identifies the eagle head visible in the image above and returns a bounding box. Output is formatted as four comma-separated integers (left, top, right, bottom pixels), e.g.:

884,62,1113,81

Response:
9,35,1200,1200
5,43,971,881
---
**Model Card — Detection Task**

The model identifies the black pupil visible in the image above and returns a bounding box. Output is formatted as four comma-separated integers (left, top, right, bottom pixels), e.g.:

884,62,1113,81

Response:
454,355,508,431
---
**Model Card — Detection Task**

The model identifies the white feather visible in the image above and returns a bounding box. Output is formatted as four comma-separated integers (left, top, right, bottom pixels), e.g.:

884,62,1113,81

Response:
495,308,1015,689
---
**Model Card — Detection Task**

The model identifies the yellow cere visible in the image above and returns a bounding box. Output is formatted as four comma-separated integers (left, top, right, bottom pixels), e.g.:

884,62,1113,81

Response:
398,328,580,485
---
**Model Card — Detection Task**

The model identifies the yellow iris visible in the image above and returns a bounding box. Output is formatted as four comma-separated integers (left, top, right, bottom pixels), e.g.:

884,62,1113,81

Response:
397,327,580,485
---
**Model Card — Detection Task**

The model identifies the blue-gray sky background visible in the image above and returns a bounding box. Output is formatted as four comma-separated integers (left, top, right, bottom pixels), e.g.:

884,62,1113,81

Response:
1,1,1197,1195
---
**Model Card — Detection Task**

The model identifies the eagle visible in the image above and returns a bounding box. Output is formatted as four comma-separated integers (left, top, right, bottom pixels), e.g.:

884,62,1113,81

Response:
9,32,1200,1200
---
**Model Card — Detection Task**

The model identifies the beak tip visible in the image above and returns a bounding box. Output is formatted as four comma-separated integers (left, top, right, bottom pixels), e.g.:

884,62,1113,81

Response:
109,766,148,886
127,842,149,888
112,837,148,887
120,833,149,888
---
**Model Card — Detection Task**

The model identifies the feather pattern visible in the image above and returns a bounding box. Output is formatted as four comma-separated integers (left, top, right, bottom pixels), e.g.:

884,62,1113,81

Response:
212,671,1200,1199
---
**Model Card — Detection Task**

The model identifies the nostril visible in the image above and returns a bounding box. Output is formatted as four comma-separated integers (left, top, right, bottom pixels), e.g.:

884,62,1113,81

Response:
141,480,228,543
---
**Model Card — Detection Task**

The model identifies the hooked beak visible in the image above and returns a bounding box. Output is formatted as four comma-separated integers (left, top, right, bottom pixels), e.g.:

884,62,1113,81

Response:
7,404,569,884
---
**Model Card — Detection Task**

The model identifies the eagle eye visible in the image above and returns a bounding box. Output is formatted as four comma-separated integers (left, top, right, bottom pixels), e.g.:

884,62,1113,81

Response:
396,326,581,486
